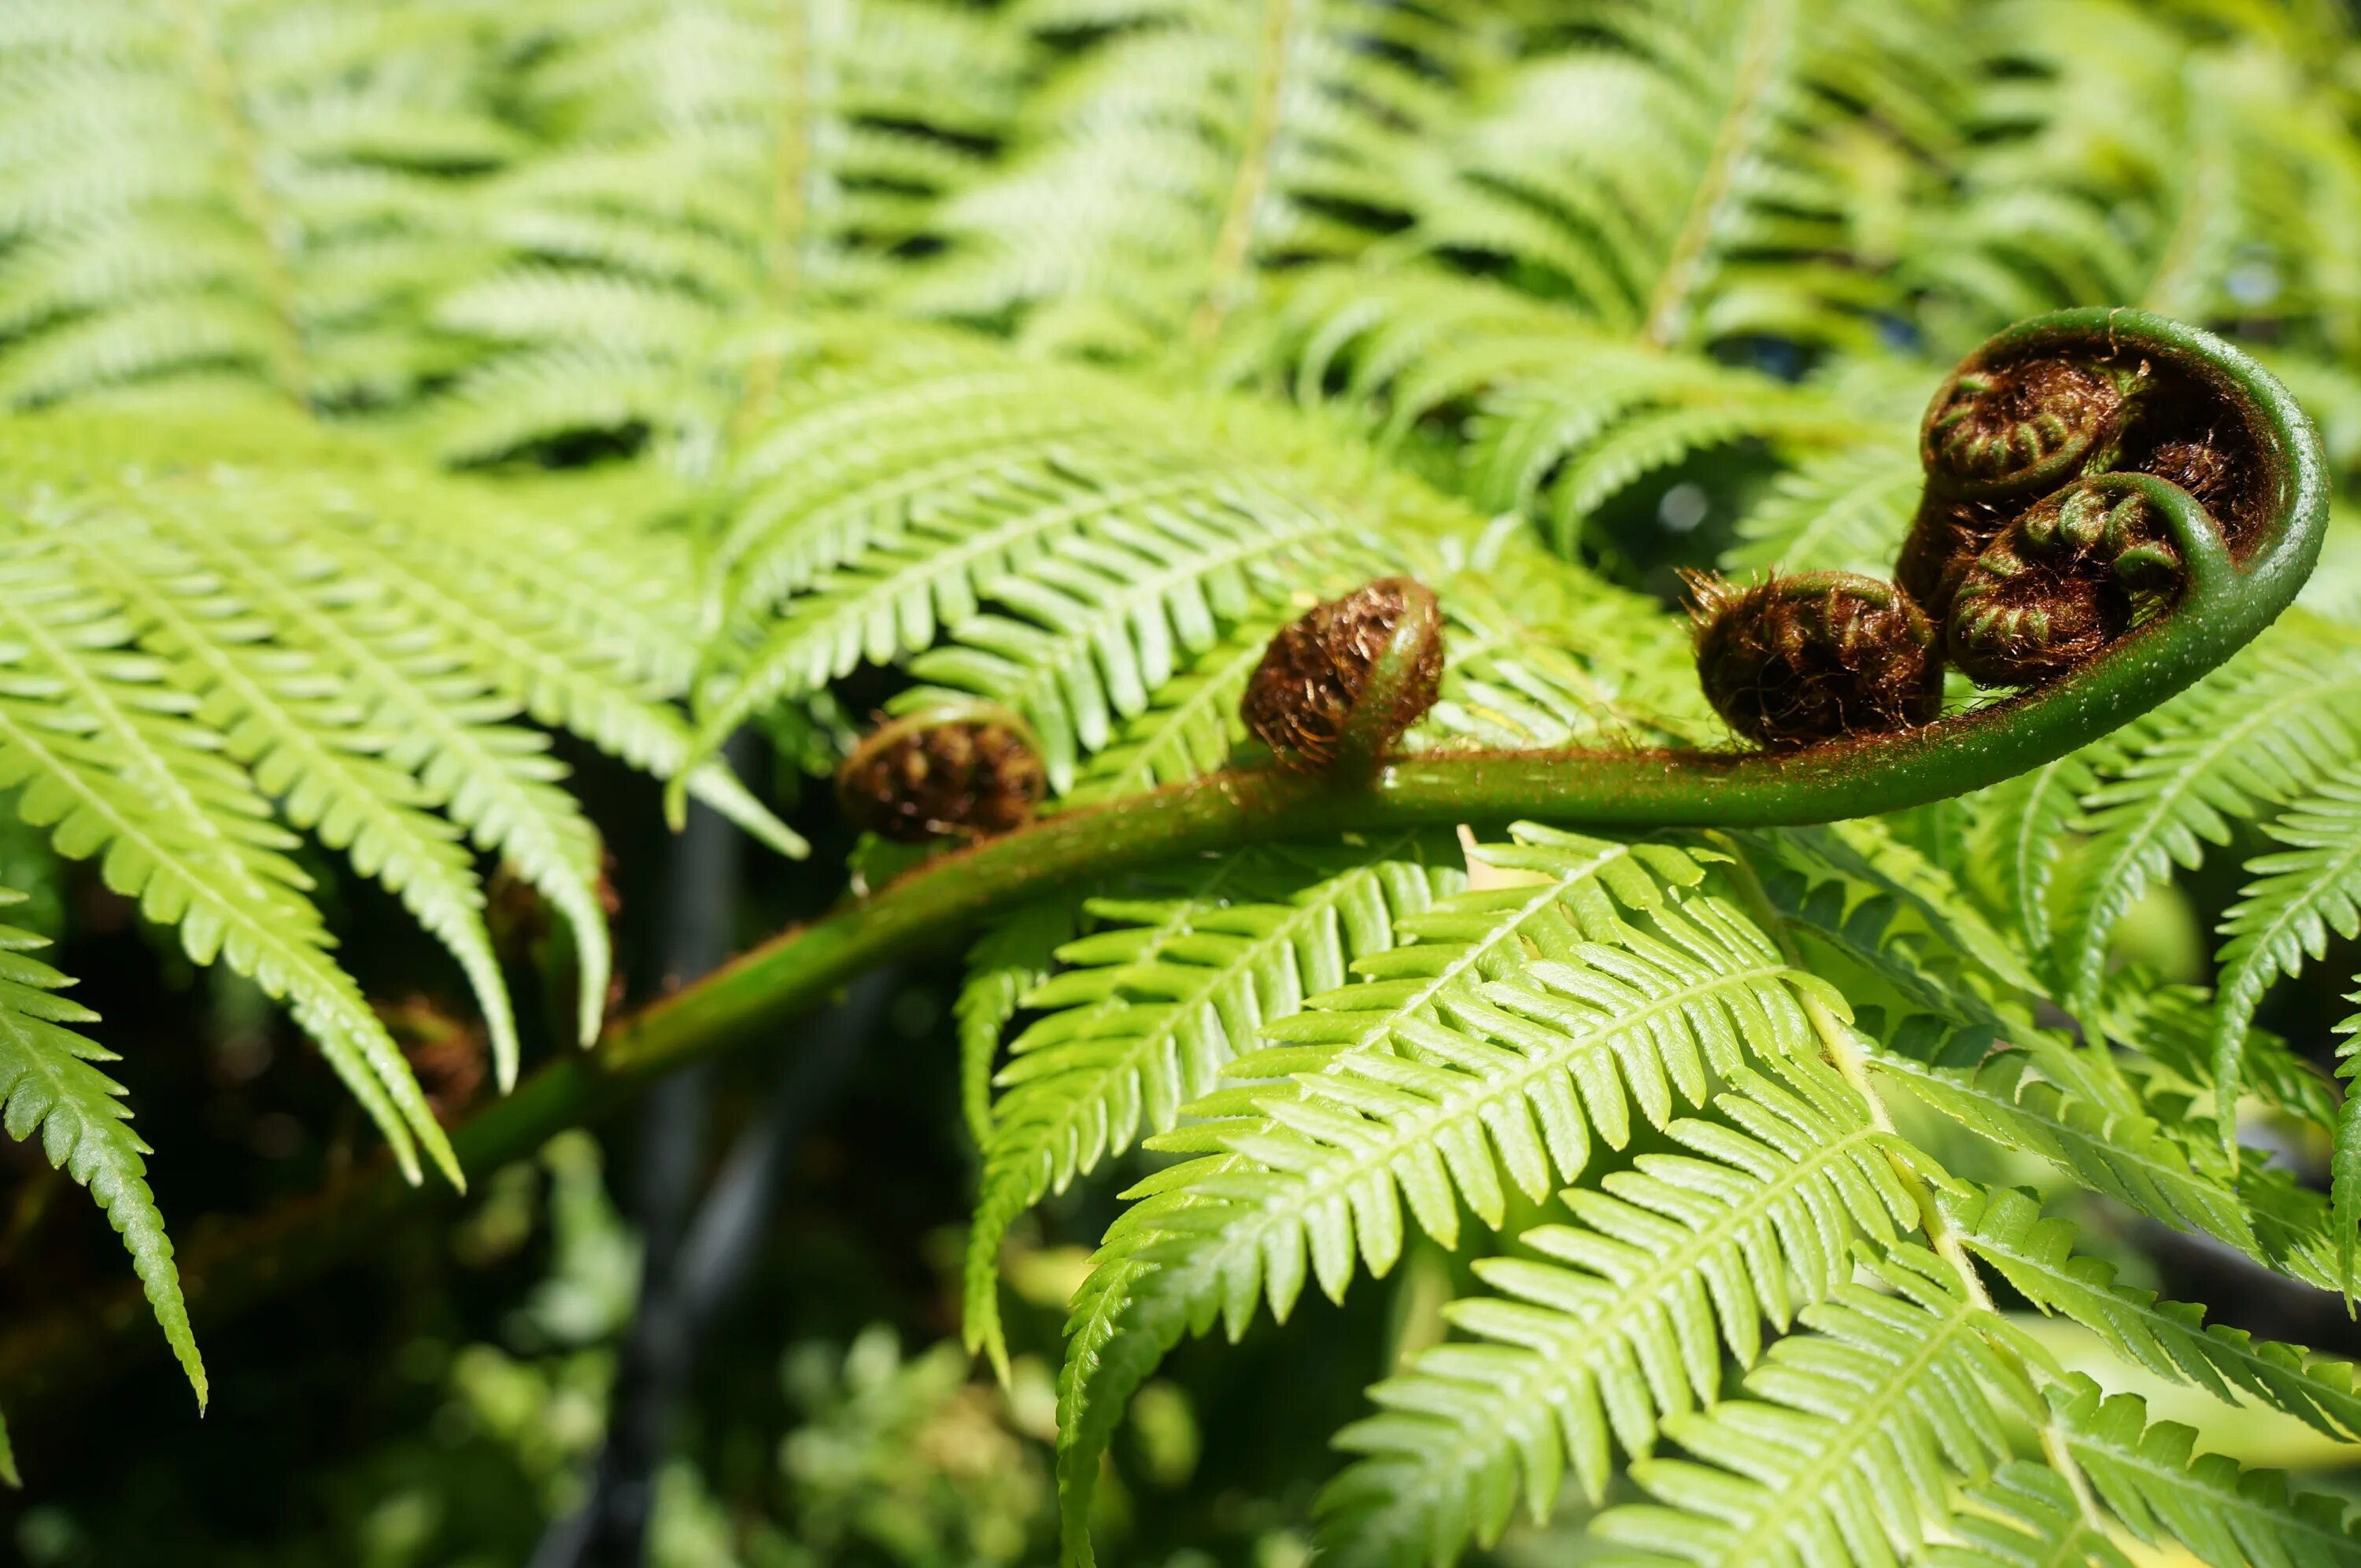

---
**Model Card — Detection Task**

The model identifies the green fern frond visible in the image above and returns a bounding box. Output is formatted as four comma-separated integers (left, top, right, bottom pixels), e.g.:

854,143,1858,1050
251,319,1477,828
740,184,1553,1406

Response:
1235,268,1880,552
0,0,512,410
1586,1242,2034,1567
0,527,456,1186
1947,1184,2361,1444
2048,1374,2361,1568
2052,617,2361,1013
1721,437,1921,577
1317,1063,1916,1567
1964,747,2110,982
1921,1463,2131,1568
2097,974,2337,1136
1402,0,1964,351
1873,1044,2263,1267
1051,826,1842,1562
685,338,1516,793
958,897,1075,1149
903,0,1502,355
0,887,203,1411
0,407,795,1175
2207,769,2361,1242
430,0,1025,459
966,836,1461,1376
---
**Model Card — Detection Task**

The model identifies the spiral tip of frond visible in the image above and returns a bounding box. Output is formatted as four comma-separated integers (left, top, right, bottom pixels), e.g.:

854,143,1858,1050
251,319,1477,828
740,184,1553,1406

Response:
1683,569,1942,750
837,705,1047,843
1925,357,2124,491
1946,481,2182,688
1243,577,1444,773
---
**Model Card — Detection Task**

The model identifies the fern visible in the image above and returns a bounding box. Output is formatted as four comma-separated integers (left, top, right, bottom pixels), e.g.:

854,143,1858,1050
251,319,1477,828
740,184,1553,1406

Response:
1050,826,1842,1559
430,0,1024,461
1948,1185,2361,1440
964,836,1462,1374
1317,1063,1916,1566
2048,1375,2361,1568
0,0,512,411
903,0,1506,357
0,887,202,1412
1923,1464,2130,1568
1585,1243,2034,1567
0,408,795,1176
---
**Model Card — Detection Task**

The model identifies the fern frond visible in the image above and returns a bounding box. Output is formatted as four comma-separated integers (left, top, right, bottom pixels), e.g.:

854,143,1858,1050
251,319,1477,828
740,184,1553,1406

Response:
1873,1045,2261,1267
903,0,1502,354
966,836,1461,1376
0,407,795,1171
1051,826,1841,1562
958,897,1074,1149
2048,1375,2361,1568
1922,1463,2132,1568
0,0,512,410
1947,1185,2361,1444
2207,768,2361,1241
2052,617,2361,1012
686,336,1506,793
1721,437,1921,577
0,887,203,1408
430,0,1025,459
0,528,455,1185
1586,1242,2034,1567
1317,1063,1916,1566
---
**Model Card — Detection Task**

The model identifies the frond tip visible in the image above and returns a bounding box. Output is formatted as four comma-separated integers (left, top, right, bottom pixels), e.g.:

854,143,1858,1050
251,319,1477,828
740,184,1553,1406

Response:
0,887,203,1411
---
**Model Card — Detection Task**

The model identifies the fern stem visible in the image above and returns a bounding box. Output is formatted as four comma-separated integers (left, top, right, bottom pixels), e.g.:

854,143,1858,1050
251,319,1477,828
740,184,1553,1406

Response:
1643,0,1791,349
167,0,310,404
1720,841,2113,1532
1189,0,1299,345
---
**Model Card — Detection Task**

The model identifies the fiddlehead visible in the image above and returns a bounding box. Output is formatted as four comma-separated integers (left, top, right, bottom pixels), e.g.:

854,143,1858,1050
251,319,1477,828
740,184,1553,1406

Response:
837,702,1047,843
1241,577,1445,774
1682,570,1942,747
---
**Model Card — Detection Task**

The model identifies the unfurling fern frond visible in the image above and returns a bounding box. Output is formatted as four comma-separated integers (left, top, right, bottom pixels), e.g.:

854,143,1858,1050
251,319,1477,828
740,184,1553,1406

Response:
1316,1064,1915,1567
1051,826,1842,1562
0,0,513,411
1585,1244,2034,1568
0,408,795,1179
0,887,201,1412
964,836,1462,1375
430,0,1024,461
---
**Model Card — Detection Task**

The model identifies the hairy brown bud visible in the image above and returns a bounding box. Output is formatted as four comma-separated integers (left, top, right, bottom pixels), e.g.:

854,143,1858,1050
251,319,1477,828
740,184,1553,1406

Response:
1243,577,1444,773
1924,359,2124,493
1947,481,2180,688
837,705,1046,843
1684,570,1942,749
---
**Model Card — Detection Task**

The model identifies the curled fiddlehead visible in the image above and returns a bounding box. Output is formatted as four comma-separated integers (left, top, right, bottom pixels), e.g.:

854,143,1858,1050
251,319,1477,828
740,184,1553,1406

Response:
837,702,1047,843
1683,570,1942,748
1241,577,1445,774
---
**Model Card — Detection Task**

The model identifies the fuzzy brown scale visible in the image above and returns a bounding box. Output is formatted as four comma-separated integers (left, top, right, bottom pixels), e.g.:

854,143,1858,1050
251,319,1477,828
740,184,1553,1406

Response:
1242,578,1443,773
837,715,1047,842
1949,482,2183,687
1683,570,1942,749
1926,360,2123,486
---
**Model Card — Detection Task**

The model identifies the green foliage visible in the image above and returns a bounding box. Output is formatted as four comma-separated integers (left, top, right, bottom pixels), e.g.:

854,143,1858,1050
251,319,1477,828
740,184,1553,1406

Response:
12,2,2361,1563
0,887,201,1420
